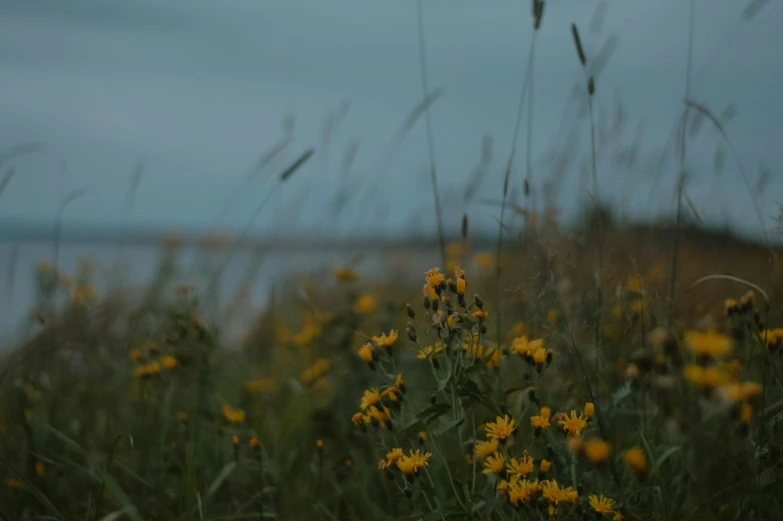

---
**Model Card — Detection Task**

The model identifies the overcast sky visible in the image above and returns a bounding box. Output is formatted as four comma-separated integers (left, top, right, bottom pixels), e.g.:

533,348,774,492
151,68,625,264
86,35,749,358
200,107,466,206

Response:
0,0,780,240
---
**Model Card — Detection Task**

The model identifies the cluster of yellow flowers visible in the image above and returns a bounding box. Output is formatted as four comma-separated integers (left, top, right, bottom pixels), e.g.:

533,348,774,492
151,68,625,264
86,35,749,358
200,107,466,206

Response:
351,374,406,431
381,448,432,477
221,404,246,424
357,329,398,369
511,335,552,368
133,355,177,378
300,358,330,385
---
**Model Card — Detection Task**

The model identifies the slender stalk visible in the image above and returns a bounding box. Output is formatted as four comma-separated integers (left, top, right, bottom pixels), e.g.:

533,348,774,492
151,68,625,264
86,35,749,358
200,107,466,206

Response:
669,0,695,311
496,29,538,344
416,0,446,267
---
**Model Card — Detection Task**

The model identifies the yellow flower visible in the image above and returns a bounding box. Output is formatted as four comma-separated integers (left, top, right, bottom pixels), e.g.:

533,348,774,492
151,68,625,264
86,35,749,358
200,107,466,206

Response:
316,439,324,449
424,267,446,289
740,403,753,424
221,404,246,424
583,439,610,463
539,459,551,473
508,479,540,506
683,365,733,389
353,294,376,314
540,407,552,419
244,378,275,393
486,349,501,370
497,479,510,495
474,437,499,458
35,461,45,476
541,480,578,505
584,402,595,418
506,454,535,478
484,415,517,440
351,412,366,427
358,343,375,364
513,336,543,357
333,267,358,282
472,309,488,320
396,450,431,475
360,389,381,411
386,448,404,464
396,456,417,475
6,478,21,489
408,449,431,470
395,374,406,393
249,437,261,449
624,447,647,474
372,330,398,350
685,331,734,358
161,356,177,369
146,361,161,376
456,277,466,295
130,349,143,361
760,328,783,351
613,513,624,521
532,347,548,365
417,342,445,360
547,309,560,326
482,452,506,474
558,410,589,437
716,381,762,403
589,495,616,515
134,365,147,378
381,386,399,403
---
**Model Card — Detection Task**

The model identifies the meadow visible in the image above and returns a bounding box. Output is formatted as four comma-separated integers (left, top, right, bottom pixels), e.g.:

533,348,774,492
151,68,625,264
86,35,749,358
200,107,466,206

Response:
1,214,782,521
2,2,782,520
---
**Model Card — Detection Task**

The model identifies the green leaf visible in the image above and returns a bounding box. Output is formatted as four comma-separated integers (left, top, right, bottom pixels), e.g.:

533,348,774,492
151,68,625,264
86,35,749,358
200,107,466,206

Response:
433,417,464,436
415,403,452,422
207,462,237,497
653,446,682,476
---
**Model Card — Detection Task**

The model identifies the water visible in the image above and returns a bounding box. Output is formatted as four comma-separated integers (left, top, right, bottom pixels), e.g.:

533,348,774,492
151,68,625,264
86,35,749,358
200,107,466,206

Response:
0,238,443,348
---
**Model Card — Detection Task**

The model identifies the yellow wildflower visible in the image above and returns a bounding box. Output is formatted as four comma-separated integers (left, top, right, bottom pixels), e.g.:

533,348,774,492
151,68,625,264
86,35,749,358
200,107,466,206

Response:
474,438,499,458
624,447,647,474
482,452,506,474
532,347,548,365
506,454,535,478
508,479,540,506
589,495,616,515
558,410,589,437
539,459,551,473
35,461,45,476
161,356,177,369
360,389,381,411
685,331,734,358
584,402,595,418
221,405,246,424
484,415,517,440
583,439,610,463
541,480,578,506
333,267,358,282
547,309,560,326
358,343,375,365
740,403,753,424
353,294,376,314
386,448,404,464
130,349,143,362
372,330,398,350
